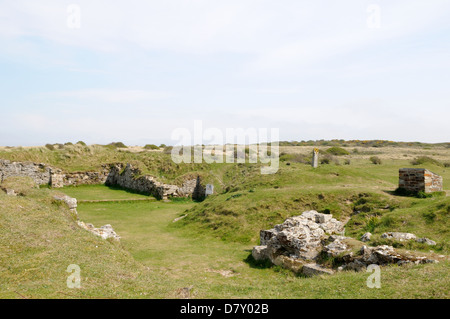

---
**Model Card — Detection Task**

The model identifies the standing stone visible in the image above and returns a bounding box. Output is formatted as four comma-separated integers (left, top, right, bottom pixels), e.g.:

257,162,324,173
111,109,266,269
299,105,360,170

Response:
205,184,214,196
312,148,319,168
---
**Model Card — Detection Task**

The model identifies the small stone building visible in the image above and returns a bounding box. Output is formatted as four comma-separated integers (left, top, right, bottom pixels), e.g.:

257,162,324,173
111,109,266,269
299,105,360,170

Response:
399,168,443,193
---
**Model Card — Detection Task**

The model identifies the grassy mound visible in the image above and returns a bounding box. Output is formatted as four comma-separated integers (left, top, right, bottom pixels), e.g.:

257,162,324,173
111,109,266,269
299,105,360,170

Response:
0,176,38,196
0,188,171,298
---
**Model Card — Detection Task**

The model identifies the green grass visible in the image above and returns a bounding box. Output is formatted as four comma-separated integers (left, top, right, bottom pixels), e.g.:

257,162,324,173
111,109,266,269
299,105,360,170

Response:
60,185,153,201
71,185,449,298
1,185,448,298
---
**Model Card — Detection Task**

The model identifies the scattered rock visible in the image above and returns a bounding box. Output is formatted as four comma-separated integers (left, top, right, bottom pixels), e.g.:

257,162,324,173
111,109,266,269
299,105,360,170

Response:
172,214,187,223
360,232,372,242
53,194,78,217
381,232,417,241
77,221,120,241
416,238,436,246
5,189,17,196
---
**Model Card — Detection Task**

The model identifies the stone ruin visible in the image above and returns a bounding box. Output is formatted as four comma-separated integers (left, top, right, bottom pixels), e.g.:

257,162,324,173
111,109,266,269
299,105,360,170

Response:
399,168,443,193
252,210,439,276
53,193,120,241
0,159,206,200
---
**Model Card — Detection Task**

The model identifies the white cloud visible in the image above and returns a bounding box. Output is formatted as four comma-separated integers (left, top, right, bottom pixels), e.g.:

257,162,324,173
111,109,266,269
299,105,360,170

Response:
40,89,171,103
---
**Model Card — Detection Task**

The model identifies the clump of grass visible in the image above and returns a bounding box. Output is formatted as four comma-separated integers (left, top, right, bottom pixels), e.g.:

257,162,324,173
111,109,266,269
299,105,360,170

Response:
326,147,349,156
369,156,382,164
320,153,336,164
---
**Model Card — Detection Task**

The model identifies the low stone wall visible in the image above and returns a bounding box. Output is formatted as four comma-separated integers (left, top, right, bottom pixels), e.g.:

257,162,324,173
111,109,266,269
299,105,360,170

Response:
399,168,443,193
105,163,202,199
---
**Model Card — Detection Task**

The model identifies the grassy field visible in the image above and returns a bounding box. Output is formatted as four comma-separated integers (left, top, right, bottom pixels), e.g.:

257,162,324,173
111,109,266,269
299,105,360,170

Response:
1,143,449,298
51,185,450,298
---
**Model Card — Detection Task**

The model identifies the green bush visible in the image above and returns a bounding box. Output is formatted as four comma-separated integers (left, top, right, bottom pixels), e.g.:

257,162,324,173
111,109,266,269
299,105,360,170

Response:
326,147,350,156
108,142,127,148
370,156,382,165
45,144,55,151
144,144,160,150
76,141,87,146
410,156,442,167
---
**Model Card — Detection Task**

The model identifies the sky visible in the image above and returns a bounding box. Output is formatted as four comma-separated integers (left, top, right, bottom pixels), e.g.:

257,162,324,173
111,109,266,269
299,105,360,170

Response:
0,0,449,146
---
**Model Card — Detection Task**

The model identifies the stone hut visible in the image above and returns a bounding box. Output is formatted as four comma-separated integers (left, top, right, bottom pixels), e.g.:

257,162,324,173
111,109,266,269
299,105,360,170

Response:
399,168,443,193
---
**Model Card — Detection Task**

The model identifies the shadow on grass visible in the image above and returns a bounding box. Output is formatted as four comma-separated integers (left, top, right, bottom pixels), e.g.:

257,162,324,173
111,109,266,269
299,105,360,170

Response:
243,251,309,278
242,251,273,270
383,188,446,199
104,184,153,197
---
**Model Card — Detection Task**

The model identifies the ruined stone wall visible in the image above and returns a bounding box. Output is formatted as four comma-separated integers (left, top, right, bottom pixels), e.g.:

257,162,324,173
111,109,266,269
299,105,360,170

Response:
0,159,204,199
104,163,200,199
399,168,443,193
0,159,52,185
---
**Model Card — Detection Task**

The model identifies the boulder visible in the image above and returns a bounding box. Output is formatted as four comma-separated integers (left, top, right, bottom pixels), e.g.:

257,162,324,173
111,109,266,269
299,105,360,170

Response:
253,211,345,273
77,221,120,241
324,240,349,257
416,237,436,246
360,232,372,242
252,245,269,261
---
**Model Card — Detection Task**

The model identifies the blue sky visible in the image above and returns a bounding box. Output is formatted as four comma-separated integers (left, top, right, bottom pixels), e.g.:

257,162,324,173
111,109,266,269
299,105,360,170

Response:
0,0,449,146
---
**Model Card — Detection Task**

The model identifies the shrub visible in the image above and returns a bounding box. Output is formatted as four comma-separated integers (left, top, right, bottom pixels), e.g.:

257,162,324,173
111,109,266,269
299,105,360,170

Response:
64,142,73,146
370,156,382,165
326,147,350,156
410,156,442,167
76,141,87,146
344,159,351,165
144,144,159,150
321,154,334,164
163,146,174,154
108,142,127,148
159,144,167,148
45,144,55,151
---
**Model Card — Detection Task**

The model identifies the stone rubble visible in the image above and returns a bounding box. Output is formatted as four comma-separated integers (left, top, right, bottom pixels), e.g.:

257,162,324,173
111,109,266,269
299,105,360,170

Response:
416,237,437,246
253,210,345,276
253,212,440,276
77,221,120,241
381,232,417,241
